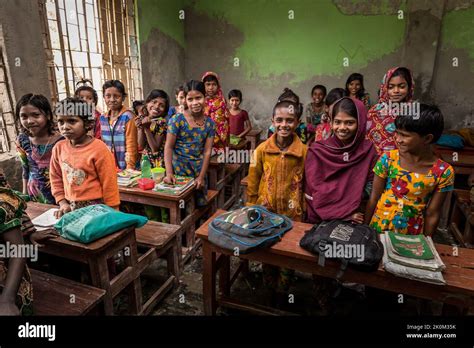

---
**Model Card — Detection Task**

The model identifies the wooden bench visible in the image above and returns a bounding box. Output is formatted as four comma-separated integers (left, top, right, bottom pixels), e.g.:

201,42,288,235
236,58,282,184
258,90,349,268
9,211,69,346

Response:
119,185,196,265
240,175,248,203
450,189,473,248
194,190,219,228
197,210,474,315
134,221,181,315
221,164,243,210
31,269,105,316
245,129,262,150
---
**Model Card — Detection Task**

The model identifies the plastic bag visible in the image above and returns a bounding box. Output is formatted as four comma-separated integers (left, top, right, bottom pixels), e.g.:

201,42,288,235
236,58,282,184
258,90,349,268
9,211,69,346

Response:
54,204,147,243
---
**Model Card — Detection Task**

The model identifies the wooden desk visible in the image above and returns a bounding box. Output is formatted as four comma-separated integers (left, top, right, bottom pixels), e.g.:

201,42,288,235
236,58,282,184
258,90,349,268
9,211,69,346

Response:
440,153,474,176
240,175,248,203
246,129,262,150
208,155,226,191
197,210,474,315
230,139,250,151
119,185,196,264
26,202,142,316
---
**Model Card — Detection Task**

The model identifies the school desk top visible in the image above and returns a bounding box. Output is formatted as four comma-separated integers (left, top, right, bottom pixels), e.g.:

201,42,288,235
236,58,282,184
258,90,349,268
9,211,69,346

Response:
26,202,134,253
119,182,195,202
197,210,474,306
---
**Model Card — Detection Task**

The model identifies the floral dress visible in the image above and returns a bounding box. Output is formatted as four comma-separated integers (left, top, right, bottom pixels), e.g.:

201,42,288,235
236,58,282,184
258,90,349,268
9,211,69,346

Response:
145,117,168,168
168,113,216,206
16,133,63,204
370,150,454,235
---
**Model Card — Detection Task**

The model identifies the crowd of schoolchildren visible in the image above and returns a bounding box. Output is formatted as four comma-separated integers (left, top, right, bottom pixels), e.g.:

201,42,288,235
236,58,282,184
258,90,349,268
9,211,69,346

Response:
0,67,455,315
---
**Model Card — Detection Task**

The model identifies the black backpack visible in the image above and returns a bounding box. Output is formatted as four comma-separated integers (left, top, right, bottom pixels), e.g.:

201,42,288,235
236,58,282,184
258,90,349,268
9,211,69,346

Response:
300,220,384,279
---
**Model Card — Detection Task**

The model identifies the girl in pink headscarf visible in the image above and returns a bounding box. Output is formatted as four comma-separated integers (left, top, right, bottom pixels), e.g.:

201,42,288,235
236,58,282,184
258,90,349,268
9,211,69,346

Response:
202,72,230,151
366,67,415,155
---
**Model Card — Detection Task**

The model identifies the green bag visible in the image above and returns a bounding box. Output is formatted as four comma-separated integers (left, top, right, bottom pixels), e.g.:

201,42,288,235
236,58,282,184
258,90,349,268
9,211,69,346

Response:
54,204,148,244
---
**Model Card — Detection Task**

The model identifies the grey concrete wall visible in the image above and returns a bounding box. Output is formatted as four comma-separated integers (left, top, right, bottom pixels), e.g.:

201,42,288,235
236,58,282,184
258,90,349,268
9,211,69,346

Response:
0,0,51,100
0,0,51,190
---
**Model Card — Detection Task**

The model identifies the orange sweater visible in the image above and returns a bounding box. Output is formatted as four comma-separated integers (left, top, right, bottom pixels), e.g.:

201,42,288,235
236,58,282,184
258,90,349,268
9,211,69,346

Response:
50,138,120,208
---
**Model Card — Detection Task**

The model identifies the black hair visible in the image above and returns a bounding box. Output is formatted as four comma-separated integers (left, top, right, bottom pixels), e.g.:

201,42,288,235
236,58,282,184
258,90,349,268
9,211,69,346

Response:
345,73,366,99
56,97,94,131
389,67,412,92
175,85,185,96
311,84,327,97
278,88,303,118
332,97,358,120
132,100,144,115
228,89,242,101
143,89,170,116
184,80,206,97
203,74,219,86
102,79,127,97
74,79,98,105
394,103,444,143
15,94,55,136
325,88,347,106
272,100,301,120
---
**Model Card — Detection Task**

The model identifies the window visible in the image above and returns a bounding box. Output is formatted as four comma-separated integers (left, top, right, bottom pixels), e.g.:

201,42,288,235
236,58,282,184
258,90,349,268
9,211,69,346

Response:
39,0,142,111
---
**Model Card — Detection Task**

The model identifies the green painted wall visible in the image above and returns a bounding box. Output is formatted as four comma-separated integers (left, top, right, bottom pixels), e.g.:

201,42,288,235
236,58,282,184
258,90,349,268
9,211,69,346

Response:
187,0,405,84
138,0,406,84
138,0,185,47
441,6,474,70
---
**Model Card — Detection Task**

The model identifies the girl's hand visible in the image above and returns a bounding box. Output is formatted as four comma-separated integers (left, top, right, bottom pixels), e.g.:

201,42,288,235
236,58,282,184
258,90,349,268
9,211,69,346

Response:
134,116,143,129
0,300,20,316
141,116,152,129
30,229,59,247
195,176,205,190
55,201,71,219
163,174,176,185
351,212,364,224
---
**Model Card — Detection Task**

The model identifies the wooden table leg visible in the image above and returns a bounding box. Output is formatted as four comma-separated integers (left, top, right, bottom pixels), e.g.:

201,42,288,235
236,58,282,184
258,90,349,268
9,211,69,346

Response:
219,255,231,297
89,255,114,315
167,243,180,286
169,203,183,264
124,235,143,315
202,241,217,315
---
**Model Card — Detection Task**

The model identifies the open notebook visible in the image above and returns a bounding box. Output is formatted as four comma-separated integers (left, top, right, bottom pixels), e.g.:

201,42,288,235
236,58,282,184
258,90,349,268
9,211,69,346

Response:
31,208,59,231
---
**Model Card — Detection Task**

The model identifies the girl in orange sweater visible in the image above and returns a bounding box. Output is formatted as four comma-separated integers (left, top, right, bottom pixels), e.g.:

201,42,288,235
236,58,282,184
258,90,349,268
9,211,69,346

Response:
50,97,120,218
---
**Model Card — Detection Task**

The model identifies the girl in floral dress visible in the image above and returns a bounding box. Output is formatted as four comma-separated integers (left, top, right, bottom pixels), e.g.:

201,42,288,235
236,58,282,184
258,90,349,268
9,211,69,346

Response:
365,104,454,235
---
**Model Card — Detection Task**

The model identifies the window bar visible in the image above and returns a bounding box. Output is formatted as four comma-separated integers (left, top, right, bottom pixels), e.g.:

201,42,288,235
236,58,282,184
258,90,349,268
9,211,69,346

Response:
54,0,71,96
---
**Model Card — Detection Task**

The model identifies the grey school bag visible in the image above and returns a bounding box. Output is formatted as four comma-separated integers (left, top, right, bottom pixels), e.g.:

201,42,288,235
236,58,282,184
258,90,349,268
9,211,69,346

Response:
208,206,293,254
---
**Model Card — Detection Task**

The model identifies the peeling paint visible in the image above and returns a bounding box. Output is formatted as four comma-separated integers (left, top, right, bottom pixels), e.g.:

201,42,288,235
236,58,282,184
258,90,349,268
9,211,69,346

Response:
138,0,185,47
185,0,405,84
441,6,474,70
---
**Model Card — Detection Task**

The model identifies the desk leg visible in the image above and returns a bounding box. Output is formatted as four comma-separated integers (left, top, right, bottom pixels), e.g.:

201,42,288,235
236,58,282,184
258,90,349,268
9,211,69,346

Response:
209,168,217,190
202,241,217,315
167,243,180,286
170,204,183,264
124,235,143,315
89,256,114,315
185,197,196,249
219,255,231,297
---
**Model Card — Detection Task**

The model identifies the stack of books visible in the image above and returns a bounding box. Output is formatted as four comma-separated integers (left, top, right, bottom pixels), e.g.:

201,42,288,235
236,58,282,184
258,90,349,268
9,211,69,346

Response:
381,231,446,285
117,169,141,187
154,176,194,195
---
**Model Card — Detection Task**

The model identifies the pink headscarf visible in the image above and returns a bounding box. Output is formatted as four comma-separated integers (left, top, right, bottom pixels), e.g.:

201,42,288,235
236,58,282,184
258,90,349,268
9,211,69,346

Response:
201,71,229,149
305,97,377,222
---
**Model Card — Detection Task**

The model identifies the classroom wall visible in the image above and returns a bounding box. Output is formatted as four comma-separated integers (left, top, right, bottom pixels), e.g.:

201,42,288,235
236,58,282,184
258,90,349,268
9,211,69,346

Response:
137,0,474,133
0,0,52,190
137,0,186,101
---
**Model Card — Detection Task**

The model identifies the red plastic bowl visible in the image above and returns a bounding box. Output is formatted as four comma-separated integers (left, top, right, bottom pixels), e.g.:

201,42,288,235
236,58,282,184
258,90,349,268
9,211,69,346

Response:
138,178,155,190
